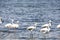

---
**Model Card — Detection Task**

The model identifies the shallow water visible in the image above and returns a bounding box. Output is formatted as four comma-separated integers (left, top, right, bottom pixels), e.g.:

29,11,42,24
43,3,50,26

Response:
0,0,60,40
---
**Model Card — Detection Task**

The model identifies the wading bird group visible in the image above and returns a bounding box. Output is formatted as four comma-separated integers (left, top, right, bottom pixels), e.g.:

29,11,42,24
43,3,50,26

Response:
0,17,60,34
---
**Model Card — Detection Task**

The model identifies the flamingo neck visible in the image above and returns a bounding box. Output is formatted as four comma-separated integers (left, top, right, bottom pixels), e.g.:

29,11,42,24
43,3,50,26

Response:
49,20,52,27
49,22,51,27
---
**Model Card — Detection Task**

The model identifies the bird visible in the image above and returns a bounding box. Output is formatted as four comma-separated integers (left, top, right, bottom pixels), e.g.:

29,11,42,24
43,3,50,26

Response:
27,23,38,31
40,20,52,34
5,19,19,28
40,27,50,34
57,24,60,28
42,20,52,28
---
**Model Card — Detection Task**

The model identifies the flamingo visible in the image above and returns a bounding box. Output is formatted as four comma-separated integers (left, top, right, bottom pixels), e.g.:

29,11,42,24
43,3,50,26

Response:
42,20,52,28
27,23,38,39
27,23,38,31
40,20,52,34
5,19,19,28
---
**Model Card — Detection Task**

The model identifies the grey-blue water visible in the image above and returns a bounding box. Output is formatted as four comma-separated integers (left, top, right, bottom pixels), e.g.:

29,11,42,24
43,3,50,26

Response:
0,0,60,40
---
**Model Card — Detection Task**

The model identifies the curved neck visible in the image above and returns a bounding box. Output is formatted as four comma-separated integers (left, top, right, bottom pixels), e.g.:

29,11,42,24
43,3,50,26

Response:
48,20,52,26
49,22,51,27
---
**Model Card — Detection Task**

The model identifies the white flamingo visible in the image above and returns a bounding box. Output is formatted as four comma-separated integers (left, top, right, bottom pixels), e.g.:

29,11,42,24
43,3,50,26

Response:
57,24,60,28
40,27,50,34
40,20,52,34
5,19,19,28
27,23,38,31
42,20,52,28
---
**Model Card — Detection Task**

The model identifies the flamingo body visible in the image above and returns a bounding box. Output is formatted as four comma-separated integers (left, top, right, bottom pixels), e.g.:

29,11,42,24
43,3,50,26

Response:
57,24,60,28
42,20,52,28
42,24,49,28
5,23,19,28
40,28,50,34
27,23,38,31
27,26,36,31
